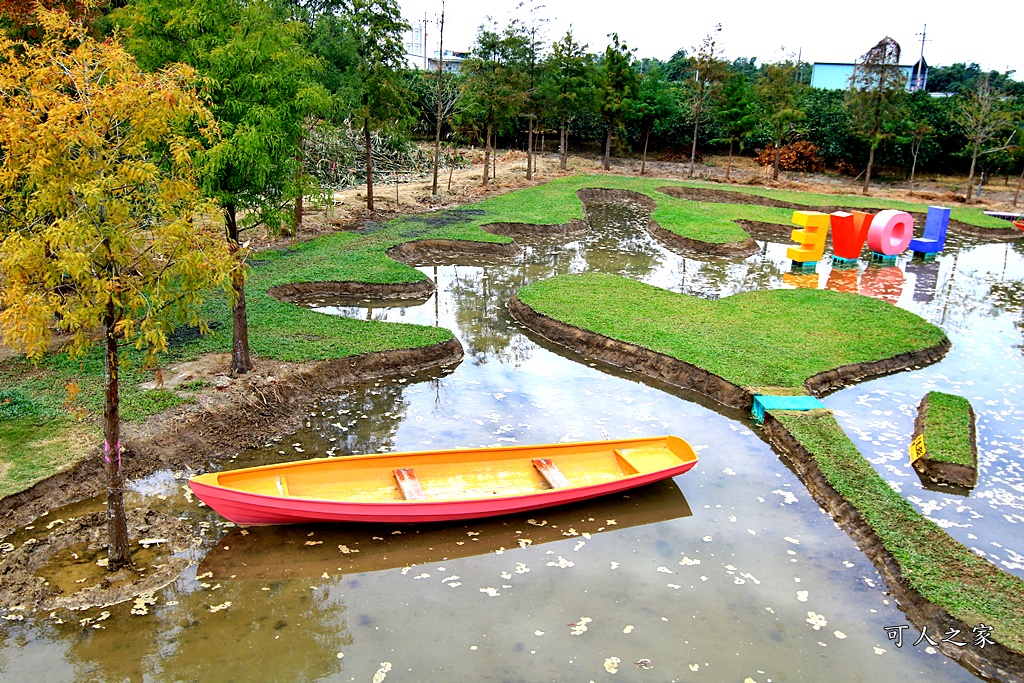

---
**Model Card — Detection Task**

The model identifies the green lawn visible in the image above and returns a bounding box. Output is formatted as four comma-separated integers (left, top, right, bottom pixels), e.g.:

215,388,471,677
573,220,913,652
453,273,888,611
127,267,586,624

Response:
920,391,976,467
515,272,947,388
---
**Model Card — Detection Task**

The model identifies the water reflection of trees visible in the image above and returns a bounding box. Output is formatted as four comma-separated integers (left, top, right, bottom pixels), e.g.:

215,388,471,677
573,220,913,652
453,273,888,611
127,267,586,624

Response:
66,578,351,682
580,202,663,279
324,381,410,457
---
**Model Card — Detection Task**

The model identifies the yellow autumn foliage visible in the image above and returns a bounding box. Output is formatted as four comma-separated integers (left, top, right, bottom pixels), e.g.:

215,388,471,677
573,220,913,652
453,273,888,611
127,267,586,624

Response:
0,7,234,362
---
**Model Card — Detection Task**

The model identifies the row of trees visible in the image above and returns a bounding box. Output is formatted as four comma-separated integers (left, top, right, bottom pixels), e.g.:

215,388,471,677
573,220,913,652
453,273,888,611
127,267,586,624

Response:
435,28,1022,200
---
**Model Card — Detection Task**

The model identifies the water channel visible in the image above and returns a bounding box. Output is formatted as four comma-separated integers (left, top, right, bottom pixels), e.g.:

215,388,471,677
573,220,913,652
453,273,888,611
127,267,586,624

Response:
2,197,1022,682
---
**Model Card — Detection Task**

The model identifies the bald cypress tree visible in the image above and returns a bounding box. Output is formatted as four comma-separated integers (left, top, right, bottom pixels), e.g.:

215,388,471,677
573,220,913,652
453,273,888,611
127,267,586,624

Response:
846,37,908,195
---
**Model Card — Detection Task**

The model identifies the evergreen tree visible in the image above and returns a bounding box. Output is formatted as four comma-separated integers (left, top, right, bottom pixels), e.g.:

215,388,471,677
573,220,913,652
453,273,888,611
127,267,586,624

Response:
463,19,529,186
634,67,677,175
541,30,593,171
596,33,639,171
755,60,805,180
116,0,324,375
337,0,412,210
714,73,758,180
845,37,908,194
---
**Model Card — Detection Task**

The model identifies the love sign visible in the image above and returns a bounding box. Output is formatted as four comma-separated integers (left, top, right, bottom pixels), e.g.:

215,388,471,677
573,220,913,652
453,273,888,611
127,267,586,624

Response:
786,206,952,264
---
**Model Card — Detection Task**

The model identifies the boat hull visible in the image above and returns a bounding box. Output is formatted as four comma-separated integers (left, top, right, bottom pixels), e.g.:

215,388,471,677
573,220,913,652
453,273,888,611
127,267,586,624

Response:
189,436,698,525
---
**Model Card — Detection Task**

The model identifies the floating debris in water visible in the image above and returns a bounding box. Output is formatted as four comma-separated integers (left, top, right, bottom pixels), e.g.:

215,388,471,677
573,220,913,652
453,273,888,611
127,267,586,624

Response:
372,662,392,683
635,659,653,670
604,657,621,674
805,612,827,630
570,616,591,635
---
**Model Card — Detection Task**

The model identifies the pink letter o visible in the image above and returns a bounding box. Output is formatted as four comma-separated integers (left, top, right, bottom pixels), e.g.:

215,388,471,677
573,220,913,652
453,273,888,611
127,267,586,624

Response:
866,210,914,256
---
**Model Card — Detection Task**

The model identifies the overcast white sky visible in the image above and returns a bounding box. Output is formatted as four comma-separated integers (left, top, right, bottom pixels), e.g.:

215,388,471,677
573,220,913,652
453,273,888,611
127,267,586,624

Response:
397,0,1022,77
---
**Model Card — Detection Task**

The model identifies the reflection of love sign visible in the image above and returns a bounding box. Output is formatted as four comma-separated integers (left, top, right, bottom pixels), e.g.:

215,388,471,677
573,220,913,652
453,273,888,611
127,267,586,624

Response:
787,206,951,264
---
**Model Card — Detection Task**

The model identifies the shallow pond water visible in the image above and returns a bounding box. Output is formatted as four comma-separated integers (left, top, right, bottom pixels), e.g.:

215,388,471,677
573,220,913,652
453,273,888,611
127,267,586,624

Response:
2,199,1021,682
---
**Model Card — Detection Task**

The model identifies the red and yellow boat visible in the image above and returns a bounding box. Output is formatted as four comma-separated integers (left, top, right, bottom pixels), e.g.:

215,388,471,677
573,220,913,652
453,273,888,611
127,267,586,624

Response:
189,435,699,525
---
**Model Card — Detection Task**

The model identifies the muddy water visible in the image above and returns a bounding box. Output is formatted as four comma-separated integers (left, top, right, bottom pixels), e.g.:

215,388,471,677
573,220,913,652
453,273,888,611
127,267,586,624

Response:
2,199,1021,682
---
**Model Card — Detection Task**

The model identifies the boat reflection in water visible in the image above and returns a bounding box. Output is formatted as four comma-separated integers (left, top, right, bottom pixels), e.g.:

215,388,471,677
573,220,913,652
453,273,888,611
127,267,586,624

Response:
200,479,692,581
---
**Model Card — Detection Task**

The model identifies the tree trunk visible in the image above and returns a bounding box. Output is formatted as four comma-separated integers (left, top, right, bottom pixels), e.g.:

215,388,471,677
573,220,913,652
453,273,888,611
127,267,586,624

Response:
688,102,702,179
226,203,253,375
862,144,876,195
103,304,130,570
772,133,782,181
603,121,613,171
965,140,980,203
292,133,303,235
432,110,442,195
432,8,445,196
1013,166,1023,207
483,118,492,187
641,127,650,175
527,114,534,180
909,143,919,194
725,140,733,181
364,115,374,211
448,148,455,190
559,119,568,171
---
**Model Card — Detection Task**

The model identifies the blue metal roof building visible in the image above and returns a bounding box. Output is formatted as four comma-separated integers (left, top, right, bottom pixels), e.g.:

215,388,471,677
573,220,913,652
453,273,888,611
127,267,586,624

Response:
810,59,927,91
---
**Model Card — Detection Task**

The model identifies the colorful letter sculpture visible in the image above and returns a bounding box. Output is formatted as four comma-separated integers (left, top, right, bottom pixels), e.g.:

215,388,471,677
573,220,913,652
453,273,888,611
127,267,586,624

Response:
828,211,873,261
786,211,830,264
908,206,951,255
866,210,914,257
787,205,953,267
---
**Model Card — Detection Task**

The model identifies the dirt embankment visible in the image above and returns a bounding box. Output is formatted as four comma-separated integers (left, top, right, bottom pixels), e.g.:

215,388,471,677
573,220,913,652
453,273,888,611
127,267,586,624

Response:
656,185,1022,241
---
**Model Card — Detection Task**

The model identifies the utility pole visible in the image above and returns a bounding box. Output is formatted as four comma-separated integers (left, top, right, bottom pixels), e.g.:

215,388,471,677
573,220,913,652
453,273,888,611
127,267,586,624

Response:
914,24,930,90
423,13,428,70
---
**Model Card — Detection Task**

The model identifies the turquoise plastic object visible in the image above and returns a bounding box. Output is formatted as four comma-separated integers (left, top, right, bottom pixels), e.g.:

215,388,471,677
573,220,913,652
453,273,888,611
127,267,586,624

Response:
752,394,827,424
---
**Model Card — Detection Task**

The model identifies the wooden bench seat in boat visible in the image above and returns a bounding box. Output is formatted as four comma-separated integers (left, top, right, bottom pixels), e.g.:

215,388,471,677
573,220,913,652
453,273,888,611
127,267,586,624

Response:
394,468,426,500
532,458,570,488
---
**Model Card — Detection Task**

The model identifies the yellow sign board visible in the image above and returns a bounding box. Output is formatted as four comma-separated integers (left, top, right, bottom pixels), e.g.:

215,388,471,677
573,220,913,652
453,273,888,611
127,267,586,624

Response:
908,434,927,464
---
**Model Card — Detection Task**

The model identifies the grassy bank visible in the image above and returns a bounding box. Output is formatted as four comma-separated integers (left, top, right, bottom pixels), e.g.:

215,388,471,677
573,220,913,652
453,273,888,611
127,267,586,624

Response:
919,391,975,467
515,272,946,388
775,411,1024,653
